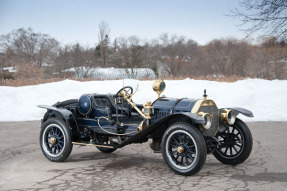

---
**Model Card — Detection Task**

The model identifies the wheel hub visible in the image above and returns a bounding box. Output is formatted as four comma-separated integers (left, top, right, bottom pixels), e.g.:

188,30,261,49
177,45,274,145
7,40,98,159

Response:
224,134,237,147
177,146,184,154
49,137,57,145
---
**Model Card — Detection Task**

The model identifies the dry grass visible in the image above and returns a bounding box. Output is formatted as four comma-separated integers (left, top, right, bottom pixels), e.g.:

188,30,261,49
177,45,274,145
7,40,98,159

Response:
1,75,247,87
1,78,64,87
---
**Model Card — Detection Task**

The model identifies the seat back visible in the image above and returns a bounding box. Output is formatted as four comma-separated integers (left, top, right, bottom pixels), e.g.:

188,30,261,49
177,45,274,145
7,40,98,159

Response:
93,94,131,117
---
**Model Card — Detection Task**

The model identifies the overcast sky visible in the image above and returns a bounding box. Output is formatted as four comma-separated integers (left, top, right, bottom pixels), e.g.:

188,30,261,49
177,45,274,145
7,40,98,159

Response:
0,0,248,46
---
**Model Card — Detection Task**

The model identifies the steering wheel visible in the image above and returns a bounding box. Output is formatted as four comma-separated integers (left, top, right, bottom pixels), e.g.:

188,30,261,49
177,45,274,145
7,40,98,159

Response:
115,86,134,104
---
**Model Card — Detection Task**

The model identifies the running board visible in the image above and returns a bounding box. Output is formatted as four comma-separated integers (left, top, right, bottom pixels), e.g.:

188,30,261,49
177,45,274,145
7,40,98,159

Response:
72,142,115,149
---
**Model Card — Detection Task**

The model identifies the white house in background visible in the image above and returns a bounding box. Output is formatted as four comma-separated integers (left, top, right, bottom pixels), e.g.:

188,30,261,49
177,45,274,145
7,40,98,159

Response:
3,67,17,73
62,67,156,80
0,66,17,80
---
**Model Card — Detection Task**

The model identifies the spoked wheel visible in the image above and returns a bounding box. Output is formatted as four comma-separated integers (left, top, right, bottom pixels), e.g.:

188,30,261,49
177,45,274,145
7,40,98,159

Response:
162,123,207,176
214,118,253,165
40,118,73,162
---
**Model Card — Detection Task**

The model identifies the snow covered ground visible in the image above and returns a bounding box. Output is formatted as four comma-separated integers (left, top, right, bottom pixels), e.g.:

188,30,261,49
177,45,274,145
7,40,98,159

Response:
0,79,286,122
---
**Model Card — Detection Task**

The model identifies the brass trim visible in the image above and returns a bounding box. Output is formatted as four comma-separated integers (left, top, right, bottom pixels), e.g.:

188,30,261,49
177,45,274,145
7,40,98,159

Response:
221,109,236,125
198,112,213,129
72,142,114,148
119,91,149,120
50,137,56,144
191,99,216,114
137,121,147,132
152,80,166,98
177,146,184,154
142,101,154,123
191,99,219,136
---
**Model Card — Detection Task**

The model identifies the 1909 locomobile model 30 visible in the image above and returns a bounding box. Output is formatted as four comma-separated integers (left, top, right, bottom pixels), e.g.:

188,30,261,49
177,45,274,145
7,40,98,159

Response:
38,80,253,175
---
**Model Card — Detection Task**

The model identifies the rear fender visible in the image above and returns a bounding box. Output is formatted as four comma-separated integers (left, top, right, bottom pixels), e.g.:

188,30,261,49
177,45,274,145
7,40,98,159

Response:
38,105,80,141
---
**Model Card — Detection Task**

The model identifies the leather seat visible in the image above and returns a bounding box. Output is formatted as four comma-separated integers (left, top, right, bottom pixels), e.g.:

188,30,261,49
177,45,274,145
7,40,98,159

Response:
93,94,131,117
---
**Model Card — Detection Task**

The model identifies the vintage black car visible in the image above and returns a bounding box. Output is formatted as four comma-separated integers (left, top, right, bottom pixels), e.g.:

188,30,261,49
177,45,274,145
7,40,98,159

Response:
38,80,253,176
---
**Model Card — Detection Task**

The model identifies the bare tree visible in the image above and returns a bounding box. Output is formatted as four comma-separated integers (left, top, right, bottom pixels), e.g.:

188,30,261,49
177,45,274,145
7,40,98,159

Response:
115,36,155,78
0,28,59,67
226,39,250,76
157,34,191,77
54,45,72,78
206,38,250,76
232,0,287,39
109,38,123,67
98,21,110,67
207,39,230,75
70,43,96,78
0,53,3,85
187,44,211,77
260,38,287,79
117,36,142,78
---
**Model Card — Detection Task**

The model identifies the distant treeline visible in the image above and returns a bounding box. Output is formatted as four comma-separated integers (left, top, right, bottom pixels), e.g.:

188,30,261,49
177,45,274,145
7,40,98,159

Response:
0,27,287,80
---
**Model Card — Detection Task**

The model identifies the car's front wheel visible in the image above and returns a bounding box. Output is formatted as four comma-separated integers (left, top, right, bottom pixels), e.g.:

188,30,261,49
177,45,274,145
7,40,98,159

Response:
40,118,73,162
213,118,253,165
161,122,207,176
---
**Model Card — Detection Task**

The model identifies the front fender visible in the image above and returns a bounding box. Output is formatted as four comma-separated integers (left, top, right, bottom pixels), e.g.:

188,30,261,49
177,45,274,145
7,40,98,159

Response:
218,107,253,133
38,105,80,141
151,112,205,127
219,107,253,118
228,107,254,118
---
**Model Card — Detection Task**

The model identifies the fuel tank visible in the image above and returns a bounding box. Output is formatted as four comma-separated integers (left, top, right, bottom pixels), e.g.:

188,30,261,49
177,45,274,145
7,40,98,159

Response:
78,94,93,116
152,97,198,119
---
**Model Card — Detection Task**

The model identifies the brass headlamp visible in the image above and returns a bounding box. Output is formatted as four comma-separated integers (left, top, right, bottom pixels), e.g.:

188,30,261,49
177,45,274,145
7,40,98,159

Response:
221,109,236,125
153,80,166,98
198,112,213,129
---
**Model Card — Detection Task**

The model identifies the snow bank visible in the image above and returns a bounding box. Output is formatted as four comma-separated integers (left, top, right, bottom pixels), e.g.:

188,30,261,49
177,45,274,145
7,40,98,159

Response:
63,67,156,79
0,79,286,122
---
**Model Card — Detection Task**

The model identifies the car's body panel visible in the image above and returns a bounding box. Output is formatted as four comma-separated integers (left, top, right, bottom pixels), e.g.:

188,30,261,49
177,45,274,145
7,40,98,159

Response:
151,98,198,123
39,96,254,146
229,107,254,117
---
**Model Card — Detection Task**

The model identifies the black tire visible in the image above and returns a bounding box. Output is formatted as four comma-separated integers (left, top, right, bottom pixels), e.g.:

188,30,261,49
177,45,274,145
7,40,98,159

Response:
96,136,117,153
96,147,117,153
161,122,207,176
214,118,253,165
40,118,73,162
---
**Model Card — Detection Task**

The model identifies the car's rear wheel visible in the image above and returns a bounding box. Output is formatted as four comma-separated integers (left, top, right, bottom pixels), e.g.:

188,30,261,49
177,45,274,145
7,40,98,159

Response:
40,118,73,162
214,118,253,165
161,122,207,176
